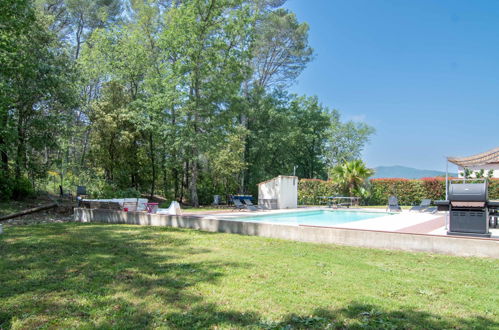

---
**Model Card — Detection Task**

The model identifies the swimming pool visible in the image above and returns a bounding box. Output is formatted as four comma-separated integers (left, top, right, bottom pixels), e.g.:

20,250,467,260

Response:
226,210,390,227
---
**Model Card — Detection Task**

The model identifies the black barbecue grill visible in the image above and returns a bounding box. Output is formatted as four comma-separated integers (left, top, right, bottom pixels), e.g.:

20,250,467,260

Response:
436,179,499,237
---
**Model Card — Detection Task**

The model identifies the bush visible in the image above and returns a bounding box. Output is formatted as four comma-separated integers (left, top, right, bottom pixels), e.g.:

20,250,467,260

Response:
367,178,425,205
298,177,499,206
489,178,499,199
0,174,14,200
298,179,338,205
11,176,35,200
89,184,141,199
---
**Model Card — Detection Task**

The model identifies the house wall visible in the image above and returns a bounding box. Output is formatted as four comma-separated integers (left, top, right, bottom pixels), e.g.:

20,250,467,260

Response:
457,164,499,178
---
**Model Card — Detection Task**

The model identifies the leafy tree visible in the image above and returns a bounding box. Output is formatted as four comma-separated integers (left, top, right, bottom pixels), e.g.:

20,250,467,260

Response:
156,0,255,206
330,160,374,197
1,0,77,198
288,95,331,179
251,8,313,89
0,0,377,205
37,0,122,59
326,119,375,167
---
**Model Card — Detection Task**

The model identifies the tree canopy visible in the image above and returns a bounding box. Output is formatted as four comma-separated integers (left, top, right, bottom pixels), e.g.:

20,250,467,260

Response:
1,0,374,204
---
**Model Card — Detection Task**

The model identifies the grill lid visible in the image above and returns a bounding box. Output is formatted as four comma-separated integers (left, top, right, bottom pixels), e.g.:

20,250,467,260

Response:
448,181,488,202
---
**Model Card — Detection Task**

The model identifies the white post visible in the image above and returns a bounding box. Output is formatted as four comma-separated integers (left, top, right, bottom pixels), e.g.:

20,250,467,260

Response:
445,159,449,231
445,158,449,200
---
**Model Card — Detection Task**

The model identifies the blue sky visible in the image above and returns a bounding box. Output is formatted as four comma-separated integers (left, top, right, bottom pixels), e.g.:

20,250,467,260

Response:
283,0,499,172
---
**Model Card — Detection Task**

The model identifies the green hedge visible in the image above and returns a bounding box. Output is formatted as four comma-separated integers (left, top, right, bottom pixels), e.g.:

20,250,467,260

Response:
367,178,440,205
298,178,499,206
298,179,338,205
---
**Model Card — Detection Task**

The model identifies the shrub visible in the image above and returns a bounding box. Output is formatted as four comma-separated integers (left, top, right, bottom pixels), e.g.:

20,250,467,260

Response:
366,178,423,205
298,177,499,206
420,177,446,201
89,184,141,199
298,179,338,205
11,176,35,200
489,178,499,199
0,174,14,200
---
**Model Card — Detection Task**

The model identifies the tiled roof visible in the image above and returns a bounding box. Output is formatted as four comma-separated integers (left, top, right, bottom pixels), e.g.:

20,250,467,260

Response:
448,147,499,167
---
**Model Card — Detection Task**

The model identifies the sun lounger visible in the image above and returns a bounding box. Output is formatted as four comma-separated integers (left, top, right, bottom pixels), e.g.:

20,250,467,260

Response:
233,199,246,211
410,199,431,212
233,199,257,211
243,199,265,210
387,195,402,212
423,207,437,214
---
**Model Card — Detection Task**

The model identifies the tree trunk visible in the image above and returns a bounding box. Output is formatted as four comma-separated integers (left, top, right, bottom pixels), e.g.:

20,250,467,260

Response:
0,203,58,222
149,132,156,197
189,155,199,207
80,127,90,166
0,110,8,173
0,136,8,174
15,109,26,181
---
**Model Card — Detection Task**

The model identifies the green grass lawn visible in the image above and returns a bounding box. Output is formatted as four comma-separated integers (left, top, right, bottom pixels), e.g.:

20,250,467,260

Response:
0,223,498,329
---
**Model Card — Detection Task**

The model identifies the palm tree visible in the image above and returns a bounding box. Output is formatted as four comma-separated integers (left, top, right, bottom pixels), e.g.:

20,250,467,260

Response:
330,160,374,196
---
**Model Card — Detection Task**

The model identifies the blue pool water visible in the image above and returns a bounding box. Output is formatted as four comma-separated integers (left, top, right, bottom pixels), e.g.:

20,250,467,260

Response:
227,210,389,227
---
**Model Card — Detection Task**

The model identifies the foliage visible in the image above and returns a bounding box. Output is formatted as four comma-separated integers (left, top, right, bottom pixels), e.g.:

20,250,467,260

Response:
251,8,314,88
242,91,374,196
0,0,77,200
90,185,141,199
299,177,499,205
329,160,374,197
369,177,496,205
298,179,338,205
368,179,428,205
0,223,498,328
326,120,375,167
1,0,374,205
488,178,499,199
475,169,485,179
463,168,473,179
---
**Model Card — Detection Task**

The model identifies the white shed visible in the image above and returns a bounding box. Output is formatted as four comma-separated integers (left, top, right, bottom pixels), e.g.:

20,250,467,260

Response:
258,175,298,209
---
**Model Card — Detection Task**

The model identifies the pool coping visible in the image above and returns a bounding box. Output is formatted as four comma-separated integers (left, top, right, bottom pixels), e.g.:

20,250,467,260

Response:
211,208,394,226
73,208,499,258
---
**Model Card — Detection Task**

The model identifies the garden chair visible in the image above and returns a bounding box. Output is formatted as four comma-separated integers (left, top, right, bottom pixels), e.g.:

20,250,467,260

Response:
387,195,402,212
423,207,438,214
243,198,265,210
410,199,431,212
233,199,257,211
232,199,246,211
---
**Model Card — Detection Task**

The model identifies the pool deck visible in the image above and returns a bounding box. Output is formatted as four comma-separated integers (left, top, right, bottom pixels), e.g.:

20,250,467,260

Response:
195,207,499,239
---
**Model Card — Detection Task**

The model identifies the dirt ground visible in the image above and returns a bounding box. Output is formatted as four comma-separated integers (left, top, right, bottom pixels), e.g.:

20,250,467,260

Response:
0,193,74,226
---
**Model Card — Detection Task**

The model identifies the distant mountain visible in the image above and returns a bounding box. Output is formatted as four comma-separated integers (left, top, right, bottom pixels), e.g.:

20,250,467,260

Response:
371,166,457,179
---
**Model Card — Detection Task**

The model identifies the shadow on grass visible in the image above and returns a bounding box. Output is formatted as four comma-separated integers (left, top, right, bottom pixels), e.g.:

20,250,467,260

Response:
0,223,497,329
